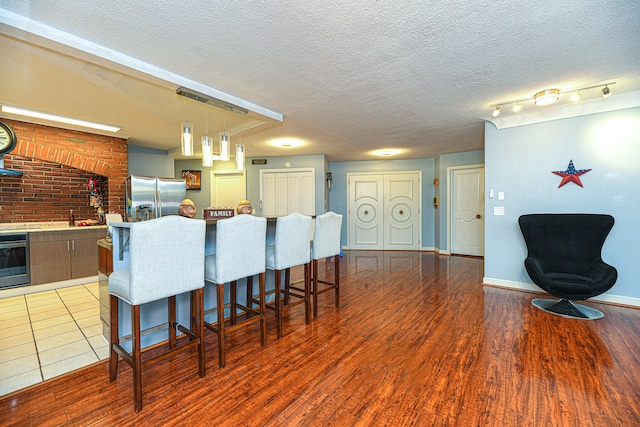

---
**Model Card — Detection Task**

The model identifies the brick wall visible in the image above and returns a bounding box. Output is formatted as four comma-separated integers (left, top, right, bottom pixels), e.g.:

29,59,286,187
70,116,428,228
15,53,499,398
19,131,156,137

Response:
0,119,128,223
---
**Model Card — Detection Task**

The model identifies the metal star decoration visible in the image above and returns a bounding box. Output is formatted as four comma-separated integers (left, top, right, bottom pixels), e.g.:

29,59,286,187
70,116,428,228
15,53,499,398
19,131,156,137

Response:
552,160,592,188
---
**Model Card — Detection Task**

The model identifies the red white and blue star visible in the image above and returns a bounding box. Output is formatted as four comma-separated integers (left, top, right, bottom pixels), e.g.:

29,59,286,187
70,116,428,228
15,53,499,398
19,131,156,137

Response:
552,160,591,188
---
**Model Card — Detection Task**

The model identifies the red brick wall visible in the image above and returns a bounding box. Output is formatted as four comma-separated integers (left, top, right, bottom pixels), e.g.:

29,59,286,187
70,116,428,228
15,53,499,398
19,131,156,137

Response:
0,119,128,223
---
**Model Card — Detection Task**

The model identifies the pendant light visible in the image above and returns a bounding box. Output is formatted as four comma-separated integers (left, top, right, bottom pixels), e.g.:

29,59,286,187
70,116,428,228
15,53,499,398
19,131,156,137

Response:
219,130,230,161
201,110,213,167
181,100,194,156
236,112,245,170
236,143,245,171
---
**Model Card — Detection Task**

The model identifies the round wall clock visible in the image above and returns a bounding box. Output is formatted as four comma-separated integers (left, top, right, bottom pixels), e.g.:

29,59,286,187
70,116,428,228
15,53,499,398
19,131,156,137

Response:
0,121,18,155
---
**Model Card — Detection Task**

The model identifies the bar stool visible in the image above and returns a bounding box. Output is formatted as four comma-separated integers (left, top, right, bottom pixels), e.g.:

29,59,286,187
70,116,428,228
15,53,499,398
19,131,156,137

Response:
310,212,343,318
204,214,267,368
265,212,312,339
108,216,206,412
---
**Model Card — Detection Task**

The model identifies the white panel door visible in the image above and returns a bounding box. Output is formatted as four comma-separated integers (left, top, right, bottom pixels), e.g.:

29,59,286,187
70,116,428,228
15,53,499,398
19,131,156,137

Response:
210,171,246,208
260,169,315,217
451,167,484,256
349,175,384,249
384,173,420,250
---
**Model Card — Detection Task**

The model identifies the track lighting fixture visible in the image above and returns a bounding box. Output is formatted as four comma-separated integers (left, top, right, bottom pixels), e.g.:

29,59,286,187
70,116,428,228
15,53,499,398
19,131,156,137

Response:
490,82,615,116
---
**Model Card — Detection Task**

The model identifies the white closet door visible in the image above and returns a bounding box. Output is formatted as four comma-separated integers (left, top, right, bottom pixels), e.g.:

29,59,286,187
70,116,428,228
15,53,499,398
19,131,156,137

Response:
260,169,315,217
384,173,421,250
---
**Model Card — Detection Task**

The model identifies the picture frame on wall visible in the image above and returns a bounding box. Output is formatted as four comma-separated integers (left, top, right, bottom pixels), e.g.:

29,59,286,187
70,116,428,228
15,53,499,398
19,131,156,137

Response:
182,170,201,190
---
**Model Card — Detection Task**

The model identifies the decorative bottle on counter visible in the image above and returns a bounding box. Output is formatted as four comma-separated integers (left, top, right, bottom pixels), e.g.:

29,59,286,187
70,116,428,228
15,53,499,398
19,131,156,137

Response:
69,209,75,226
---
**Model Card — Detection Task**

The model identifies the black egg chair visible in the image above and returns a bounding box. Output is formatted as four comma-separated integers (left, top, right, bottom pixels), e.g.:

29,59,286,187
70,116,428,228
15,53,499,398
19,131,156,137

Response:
518,214,617,320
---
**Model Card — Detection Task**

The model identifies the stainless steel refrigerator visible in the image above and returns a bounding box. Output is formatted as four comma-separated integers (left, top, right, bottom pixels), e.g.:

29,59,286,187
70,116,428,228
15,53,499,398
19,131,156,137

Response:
125,175,186,221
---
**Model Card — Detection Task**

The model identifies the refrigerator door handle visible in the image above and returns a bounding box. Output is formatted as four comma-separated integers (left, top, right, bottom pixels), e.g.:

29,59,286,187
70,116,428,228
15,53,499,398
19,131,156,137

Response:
155,190,161,217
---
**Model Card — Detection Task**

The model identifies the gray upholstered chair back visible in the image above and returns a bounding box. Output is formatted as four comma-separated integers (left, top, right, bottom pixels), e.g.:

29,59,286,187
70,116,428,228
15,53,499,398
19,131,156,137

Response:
206,214,267,284
109,216,206,306
311,212,343,260
267,213,312,270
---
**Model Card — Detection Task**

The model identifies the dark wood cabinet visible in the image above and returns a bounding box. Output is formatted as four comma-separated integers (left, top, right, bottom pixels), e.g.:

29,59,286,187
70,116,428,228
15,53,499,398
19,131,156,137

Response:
29,228,106,285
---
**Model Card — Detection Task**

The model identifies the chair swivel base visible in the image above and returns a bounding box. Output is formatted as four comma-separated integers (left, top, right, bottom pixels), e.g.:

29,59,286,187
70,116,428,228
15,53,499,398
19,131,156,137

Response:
531,298,604,320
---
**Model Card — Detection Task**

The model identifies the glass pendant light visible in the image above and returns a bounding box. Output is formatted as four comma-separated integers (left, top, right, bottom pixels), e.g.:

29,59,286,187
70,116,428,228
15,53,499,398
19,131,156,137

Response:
236,143,245,171
201,135,213,167
219,131,230,161
201,110,213,167
181,100,194,156
181,122,194,156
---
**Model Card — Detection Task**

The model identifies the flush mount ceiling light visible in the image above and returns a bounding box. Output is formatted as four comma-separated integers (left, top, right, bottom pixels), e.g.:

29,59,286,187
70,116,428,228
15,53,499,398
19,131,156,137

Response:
1,105,121,133
534,89,560,106
371,148,402,157
490,82,616,116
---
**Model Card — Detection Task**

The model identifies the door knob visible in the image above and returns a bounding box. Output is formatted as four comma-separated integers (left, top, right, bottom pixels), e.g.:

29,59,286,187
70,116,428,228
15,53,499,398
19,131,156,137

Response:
399,210,404,215
364,210,368,215
476,214,482,219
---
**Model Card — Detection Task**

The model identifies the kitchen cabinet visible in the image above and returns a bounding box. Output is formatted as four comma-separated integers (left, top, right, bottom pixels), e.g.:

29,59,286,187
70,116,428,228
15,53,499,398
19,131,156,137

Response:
29,228,105,285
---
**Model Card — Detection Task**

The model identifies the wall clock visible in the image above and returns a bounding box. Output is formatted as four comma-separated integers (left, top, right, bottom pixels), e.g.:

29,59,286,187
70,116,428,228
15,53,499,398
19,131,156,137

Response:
0,121,18,155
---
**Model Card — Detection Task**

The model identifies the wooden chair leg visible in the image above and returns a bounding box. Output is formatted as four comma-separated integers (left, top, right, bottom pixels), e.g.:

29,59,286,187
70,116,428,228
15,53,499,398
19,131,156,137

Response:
230,280,237,325
258,272,267,346
312,259,319,318
109,295,119,382
246,276,254,319
195,288,205,377
131,304,142,412
216,283,226,368
284,268,291,305
304,262,311,324
274,269,282,339
334,254,340,308
168,296,176,349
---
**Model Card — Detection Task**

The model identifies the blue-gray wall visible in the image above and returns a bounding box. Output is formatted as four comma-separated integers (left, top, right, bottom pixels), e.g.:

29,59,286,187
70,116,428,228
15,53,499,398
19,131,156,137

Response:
484,106,640,302
128,145,175,178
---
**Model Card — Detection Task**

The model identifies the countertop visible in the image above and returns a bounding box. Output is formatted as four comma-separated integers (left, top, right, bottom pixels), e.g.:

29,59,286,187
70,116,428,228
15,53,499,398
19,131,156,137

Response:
0,222,107,235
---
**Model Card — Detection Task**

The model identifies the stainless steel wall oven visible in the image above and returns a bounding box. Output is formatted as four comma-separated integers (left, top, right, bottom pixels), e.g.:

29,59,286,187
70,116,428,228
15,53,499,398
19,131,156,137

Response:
0,233,30,289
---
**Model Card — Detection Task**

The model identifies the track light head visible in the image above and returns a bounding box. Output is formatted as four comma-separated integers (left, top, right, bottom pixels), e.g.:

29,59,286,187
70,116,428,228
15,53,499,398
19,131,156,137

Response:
602,85,611,98
492,107,501,117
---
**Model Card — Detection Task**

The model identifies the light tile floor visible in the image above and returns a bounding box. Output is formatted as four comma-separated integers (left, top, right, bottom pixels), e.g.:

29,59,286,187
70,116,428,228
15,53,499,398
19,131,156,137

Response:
0,283,108,397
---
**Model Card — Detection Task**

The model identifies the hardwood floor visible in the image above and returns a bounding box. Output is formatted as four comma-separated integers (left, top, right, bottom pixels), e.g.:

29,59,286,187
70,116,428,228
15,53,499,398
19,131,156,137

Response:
1,251,639,426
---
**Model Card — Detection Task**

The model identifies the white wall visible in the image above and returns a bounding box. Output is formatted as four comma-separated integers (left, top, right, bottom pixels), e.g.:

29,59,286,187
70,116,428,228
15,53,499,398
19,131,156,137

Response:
484,107,640,303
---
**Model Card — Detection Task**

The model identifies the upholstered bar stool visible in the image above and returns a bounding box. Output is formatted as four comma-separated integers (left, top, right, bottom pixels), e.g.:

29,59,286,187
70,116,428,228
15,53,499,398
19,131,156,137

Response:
204,214,267,368
310,212,343,318
108,216,206,412
265,212,312,339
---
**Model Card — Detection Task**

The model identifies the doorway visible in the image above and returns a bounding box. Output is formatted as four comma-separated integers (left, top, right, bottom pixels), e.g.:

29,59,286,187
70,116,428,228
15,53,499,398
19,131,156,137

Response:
210,170,246,208
448,166,484,256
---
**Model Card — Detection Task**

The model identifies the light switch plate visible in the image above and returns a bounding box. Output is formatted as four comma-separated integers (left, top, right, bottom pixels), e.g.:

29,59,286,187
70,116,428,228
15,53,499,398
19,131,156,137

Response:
494,206,505,216
498,191,505,201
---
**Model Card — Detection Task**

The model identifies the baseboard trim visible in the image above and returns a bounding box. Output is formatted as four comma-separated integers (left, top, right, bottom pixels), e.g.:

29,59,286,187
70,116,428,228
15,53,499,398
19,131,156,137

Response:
0,276,99,299
482,277,640,309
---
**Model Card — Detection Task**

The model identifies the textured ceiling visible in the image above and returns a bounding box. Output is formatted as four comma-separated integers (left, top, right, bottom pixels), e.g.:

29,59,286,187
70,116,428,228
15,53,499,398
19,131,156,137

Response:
0,1,639,162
